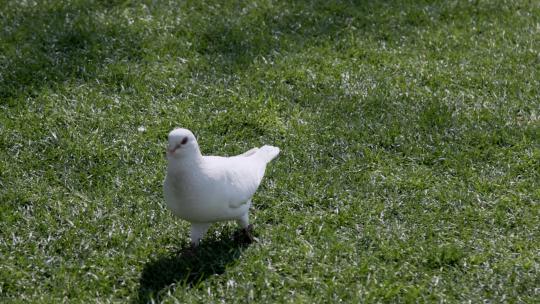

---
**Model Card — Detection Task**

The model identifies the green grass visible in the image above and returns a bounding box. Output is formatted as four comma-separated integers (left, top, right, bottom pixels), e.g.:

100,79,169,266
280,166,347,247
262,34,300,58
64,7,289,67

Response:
1,0,539,302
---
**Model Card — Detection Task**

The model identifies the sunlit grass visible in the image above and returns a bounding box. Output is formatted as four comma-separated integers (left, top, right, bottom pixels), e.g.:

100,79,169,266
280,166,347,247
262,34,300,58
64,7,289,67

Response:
1,0,538,302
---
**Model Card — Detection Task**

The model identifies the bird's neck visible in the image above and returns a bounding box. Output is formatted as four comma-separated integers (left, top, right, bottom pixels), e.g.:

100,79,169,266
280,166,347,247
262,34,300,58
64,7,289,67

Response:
167,152,203,174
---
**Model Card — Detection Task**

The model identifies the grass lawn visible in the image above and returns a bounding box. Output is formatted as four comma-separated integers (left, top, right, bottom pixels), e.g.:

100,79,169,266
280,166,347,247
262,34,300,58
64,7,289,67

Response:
1,0,539,302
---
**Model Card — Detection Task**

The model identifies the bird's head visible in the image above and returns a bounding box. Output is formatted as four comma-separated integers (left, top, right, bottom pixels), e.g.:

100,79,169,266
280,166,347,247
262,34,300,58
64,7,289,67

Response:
166,128,200,160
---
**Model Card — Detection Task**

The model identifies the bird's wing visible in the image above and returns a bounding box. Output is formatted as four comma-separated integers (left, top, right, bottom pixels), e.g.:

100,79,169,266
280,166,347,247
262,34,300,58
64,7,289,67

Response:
202,155,266,208
236,147,259,157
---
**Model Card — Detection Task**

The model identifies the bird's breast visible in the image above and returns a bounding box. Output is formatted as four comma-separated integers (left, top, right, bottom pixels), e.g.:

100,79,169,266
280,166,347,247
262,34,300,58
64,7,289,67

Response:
163,169,252,222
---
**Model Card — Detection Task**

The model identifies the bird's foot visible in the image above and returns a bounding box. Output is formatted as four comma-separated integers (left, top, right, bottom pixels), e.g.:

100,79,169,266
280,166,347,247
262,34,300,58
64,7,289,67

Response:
234,224,259,245
181,244,199,258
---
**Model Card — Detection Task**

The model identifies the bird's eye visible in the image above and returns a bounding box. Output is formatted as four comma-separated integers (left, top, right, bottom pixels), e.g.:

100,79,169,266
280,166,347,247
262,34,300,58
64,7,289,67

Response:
181,137,188,145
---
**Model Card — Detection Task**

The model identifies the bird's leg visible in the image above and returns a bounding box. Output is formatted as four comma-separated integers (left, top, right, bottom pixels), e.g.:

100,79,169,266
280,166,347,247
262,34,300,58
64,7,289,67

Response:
190,222,211,247
236,211,250,229
235,212,258,244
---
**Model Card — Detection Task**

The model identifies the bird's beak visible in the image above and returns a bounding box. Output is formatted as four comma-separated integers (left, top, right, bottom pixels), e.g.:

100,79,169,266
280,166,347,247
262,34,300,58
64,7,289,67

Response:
167,144,181,155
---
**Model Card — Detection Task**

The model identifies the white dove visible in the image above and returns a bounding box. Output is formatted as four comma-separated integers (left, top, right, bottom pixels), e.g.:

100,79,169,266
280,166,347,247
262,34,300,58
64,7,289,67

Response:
163,128,280,247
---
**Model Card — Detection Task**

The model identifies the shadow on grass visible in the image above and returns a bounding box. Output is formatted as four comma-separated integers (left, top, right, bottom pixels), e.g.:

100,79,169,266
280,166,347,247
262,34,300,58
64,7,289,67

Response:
0,1,144,101
1,0,431,101
135,232,251,303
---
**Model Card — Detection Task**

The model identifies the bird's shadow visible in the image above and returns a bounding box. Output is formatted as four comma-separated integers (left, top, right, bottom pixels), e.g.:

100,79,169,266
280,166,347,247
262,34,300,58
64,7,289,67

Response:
135,231,252,303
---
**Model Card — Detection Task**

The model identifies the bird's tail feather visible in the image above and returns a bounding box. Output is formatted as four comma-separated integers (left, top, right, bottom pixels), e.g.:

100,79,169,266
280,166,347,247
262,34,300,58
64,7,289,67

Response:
239,147,259,157
255,145,280,163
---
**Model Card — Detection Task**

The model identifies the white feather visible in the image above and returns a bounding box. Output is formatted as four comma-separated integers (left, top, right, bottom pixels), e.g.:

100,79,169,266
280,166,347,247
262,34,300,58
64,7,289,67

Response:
163,128,280,245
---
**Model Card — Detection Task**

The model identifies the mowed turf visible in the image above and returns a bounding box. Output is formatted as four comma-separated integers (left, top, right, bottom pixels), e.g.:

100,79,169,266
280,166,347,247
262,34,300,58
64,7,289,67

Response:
1,0,539,302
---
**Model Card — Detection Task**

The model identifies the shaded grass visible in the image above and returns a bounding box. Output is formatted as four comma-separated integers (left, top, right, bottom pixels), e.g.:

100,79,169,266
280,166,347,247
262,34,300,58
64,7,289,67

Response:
137,229,251,303
1,0,539,302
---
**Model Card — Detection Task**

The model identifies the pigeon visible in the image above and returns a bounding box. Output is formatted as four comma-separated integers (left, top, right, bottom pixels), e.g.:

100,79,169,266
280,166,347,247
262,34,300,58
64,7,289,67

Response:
163,128,280,247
